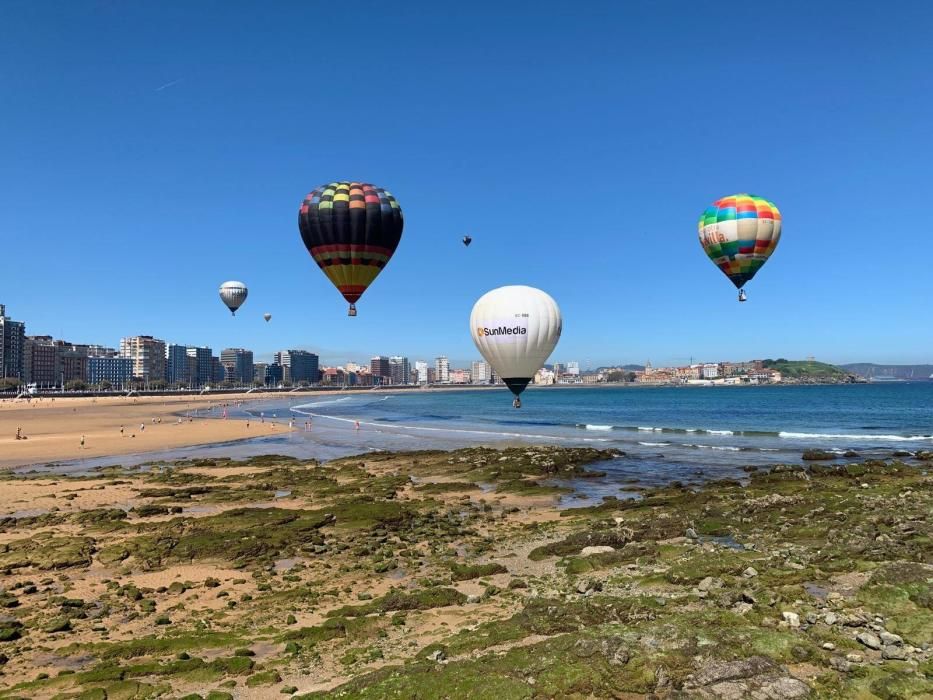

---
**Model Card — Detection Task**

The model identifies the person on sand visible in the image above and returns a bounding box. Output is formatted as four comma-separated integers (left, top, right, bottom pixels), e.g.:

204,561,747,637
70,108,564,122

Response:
246,420,250,428
120,425,124,437
354,421,360,431
140,423,145,432
80,435,85,449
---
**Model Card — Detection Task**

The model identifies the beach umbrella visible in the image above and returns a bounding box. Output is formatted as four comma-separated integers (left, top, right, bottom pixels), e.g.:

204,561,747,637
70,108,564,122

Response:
298,181,403,316
219,281,248,315
462,235,472,247
698,194,781,302
470,285,562,408
263,313,272,322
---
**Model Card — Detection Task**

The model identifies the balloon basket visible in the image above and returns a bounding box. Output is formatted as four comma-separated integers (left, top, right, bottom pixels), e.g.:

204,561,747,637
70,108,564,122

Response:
348,304,357,317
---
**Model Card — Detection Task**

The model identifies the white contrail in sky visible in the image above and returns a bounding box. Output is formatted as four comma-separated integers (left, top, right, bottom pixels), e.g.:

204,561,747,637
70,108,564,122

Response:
155,78,183,92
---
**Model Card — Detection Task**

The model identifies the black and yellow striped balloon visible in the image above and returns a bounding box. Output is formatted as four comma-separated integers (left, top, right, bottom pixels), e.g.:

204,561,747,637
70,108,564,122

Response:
298,182,403,316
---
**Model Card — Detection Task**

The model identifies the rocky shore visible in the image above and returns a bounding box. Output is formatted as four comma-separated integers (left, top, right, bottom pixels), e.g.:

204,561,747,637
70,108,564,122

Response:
0,447,929,698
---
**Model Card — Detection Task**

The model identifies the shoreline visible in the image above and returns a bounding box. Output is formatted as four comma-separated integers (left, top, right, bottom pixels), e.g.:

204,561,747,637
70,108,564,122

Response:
4,384,930,474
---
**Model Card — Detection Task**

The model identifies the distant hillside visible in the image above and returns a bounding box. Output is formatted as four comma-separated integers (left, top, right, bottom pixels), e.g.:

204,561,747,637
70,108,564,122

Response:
597,364,644,372
762,358,848,379
840,363,933,380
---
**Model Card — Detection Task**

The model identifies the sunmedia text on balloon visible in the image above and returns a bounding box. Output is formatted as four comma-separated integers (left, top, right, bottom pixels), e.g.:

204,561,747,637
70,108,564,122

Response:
478,325,528,338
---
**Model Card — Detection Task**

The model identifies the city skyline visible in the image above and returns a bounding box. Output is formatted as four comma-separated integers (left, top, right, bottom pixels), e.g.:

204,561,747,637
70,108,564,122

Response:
4,299,912,394
2,301,928,389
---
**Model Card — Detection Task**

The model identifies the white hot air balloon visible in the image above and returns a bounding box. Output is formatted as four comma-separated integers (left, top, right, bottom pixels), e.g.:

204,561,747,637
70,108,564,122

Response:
219,281,248,315
263,313,272,322
470,285,562,408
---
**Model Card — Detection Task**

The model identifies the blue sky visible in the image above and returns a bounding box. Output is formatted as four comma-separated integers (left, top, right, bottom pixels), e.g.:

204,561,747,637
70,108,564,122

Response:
2,1,931,368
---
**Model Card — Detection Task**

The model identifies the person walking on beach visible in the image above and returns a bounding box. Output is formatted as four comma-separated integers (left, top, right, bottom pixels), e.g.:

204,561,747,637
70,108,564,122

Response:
120,425,124,437
80,435,85,449
140,423,145,432
354,420,360,431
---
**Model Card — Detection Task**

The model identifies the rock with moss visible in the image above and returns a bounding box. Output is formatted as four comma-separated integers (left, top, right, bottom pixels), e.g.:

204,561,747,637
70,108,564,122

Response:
246,669,283,687
450,562,508,581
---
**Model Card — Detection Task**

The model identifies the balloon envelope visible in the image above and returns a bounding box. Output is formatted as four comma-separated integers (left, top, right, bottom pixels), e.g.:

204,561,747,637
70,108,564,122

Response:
470,286,562,398
298,182,403,314
462,236,472,247
698,194,781,290
263,313,272,322
219,281,248,315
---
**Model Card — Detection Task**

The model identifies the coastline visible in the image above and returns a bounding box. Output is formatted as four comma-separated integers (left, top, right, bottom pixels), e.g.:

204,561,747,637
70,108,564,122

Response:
4,382,930,475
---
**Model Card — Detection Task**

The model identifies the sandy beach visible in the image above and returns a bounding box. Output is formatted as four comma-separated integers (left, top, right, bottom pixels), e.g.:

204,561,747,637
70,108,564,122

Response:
0,393,291,470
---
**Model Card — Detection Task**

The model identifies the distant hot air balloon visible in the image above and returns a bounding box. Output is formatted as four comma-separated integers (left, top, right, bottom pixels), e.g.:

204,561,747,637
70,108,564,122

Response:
298,182,403,316
263,313,272,322
698,194,781,302
462,235,472,247
470,286,562,408
219,281,248,315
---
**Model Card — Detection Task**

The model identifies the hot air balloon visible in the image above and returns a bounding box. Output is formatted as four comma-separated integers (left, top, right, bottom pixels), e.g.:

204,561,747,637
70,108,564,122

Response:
263,313,272,322
219,281,248,315
462,235,472,247
470,286,562,408
698,194,781,302
298,182,403,316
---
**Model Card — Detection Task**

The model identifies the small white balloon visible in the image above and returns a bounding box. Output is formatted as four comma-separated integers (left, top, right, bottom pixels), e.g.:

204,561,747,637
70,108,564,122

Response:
470,285,561,406
219,281,248,315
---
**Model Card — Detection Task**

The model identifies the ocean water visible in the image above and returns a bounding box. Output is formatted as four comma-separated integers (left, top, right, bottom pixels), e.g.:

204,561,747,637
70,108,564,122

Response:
27,384,932,491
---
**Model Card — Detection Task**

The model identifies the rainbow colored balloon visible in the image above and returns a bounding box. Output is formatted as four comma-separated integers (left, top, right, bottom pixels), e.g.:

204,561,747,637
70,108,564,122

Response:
698,193,781,298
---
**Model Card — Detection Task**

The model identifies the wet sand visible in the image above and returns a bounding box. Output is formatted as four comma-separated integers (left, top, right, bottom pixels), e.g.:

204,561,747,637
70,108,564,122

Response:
0,393,290,470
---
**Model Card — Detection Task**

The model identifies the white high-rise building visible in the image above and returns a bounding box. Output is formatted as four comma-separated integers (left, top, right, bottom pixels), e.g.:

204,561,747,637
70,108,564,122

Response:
388,356,410,385
566,361,580,376
470,360,491,384
414,361,428,384
120,336,166,381
434,356,450,383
